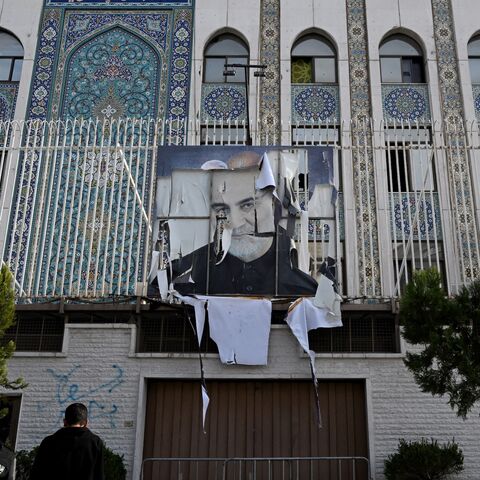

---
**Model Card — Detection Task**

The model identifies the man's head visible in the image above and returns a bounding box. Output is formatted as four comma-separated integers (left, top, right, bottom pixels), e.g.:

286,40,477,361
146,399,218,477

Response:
64,403,88,428
211,168,275,262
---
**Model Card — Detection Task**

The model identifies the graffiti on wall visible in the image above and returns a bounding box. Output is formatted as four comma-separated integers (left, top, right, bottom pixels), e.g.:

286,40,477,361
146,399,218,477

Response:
37,364,124,428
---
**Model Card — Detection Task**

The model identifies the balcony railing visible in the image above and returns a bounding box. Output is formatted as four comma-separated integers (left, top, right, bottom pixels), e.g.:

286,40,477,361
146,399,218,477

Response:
381,83,431,123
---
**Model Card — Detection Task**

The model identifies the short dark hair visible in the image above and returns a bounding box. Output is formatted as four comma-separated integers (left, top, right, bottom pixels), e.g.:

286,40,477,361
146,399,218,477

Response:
64,403,88,426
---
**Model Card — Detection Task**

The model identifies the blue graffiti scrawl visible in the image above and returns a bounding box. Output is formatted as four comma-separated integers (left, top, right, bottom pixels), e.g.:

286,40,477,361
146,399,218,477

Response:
38,364,124,428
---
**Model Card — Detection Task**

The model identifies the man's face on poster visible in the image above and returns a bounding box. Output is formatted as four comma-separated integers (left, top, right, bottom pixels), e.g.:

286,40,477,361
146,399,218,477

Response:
210,170,275,263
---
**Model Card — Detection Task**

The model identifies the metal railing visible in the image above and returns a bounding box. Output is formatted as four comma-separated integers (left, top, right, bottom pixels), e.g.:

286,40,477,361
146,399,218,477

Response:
0,117,478,300
141,456,371,480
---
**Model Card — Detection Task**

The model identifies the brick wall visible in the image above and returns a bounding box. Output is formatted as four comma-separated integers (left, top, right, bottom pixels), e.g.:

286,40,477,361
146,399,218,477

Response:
5,324,480,479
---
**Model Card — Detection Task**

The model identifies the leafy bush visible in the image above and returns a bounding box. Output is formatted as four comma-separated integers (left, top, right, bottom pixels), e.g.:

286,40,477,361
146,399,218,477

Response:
104,444,127,480
384,438,464,480
15,443,126,480
14,447,38,480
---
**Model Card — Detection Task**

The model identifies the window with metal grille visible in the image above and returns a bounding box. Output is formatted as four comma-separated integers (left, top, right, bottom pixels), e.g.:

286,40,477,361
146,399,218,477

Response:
137,310,218,354
66,312,133,324
3,313,64,352
138,309,399,354
308,312,399,353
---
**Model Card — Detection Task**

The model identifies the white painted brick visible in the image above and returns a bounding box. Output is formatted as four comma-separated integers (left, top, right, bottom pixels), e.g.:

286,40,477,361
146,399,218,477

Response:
4,325,480,480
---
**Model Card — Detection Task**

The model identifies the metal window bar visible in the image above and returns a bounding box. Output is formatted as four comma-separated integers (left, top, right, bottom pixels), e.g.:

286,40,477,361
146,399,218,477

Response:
0,118,478,301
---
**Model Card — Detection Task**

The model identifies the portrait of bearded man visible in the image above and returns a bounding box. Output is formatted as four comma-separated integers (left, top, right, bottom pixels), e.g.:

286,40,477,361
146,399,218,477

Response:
170,152,318,296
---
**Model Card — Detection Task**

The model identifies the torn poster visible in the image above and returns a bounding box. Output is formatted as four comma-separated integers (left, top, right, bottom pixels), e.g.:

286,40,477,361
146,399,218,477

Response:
286,296,342,428
151,146,336,297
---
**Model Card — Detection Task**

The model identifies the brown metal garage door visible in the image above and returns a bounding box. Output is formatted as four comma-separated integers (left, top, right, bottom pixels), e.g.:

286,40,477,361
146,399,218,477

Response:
143,380,368,479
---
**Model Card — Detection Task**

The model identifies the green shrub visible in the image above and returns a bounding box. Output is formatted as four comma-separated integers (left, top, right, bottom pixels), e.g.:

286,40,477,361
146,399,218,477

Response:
384,438,464,480
14,446,37,480
15,443,126,480
104,444,127,480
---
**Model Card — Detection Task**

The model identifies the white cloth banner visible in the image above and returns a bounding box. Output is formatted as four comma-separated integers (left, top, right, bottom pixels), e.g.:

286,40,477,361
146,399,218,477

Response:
286,297,342,376
206,297,272,365
176,295,207,346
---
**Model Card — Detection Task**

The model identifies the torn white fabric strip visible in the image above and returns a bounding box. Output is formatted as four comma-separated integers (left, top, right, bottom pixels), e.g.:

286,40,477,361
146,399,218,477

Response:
156,269,169,301
314,274,337,312
201,384,210,433
298,210,310,274
314,274,343,324
148,251,160,283
286,297,342,362
206,297,272,365
176,295,207,346
256,152,277,191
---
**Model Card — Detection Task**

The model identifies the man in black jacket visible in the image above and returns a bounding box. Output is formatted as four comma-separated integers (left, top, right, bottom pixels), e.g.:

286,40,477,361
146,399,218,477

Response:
30,403,104,480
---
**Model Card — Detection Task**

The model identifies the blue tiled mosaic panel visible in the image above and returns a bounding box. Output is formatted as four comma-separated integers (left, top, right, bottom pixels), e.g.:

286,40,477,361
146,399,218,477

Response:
201,84,247,122
382,84,431,123
291,85,339,123
0,83,19,121
46,0,191,6
10,7,193,294
61,27,159,119
390,192,442,241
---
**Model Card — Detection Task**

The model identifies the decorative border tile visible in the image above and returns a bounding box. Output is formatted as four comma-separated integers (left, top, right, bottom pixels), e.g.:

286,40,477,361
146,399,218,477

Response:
46,0,192,6
382,84,431,123
0,82,19,121
472,84,480,123
346,0,381,296
200,83,247,122
259,0,281,144
165,7,193,144
291,85,340,123
28,8,62,120
432,0,479,279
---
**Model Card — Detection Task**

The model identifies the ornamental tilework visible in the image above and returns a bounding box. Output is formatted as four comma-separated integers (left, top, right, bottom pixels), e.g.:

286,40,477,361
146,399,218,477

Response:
29,9,62,120
259,0,281,145
382,84,431,123
201,84,247,122
48,10,171,120
165,8,193,142
61,27,159,119
346,0,381,296
9,6,193,294
0,83,19,121
63,12,168,51
291,85,340,123
46,0,191,6
432,0,479,280
472,84,480,123
390,193,442,241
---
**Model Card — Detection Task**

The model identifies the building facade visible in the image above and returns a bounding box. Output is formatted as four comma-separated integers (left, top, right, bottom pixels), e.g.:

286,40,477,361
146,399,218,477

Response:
0,0,479,479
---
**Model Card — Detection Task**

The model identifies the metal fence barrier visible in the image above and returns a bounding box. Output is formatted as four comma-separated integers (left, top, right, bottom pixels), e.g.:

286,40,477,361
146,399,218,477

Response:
140,456,371,480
